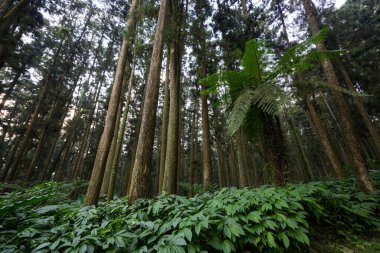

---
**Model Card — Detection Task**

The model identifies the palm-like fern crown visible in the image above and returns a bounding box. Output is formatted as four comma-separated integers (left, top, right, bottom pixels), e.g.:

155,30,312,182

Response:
200,28,343,137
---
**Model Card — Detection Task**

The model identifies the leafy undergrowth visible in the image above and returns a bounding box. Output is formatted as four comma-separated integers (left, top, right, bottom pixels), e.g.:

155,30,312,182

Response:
0,178,379,253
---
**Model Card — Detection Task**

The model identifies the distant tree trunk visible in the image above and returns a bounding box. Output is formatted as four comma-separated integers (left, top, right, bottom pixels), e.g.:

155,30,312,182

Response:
215,132,225,187
71,80,103,179
261,114,287,187
235,130,248,187
305,95,344,177
338,62,380,160
188,105,197,197
84,0,139,206
101,92,124,194
302,0,374,193
5,82,48,182
4,34,65,182
158,58,170,193
0,136,21,181
228,139,238,187
0,61,26,112
108,65,135,200
128,0,169,204
287,113,314,180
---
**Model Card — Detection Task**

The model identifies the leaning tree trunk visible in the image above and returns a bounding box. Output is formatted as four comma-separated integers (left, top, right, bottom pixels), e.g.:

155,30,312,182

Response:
338,62,380,160
107,65,135,200
0,61,26,112
83,0,139,206
128,0,169,204
302,0,374,193
276,0,344,179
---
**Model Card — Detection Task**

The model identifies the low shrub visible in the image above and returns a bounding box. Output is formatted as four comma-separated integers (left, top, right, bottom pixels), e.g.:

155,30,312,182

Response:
0,178,379,252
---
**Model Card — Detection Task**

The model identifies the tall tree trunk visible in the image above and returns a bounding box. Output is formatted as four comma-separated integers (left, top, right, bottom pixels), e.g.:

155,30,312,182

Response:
71,80,103,179
128,0,169,204
4,34,65,182
287,112,314,180
84,0,139,206
215,132,225,187
276,0,344,179
261,114,287,187
338,62,380,160
197,1,212,190
5,82,48,182
302,0,374,193
162,0,182,194
235,130,248,187
0,61,26,112
107,65,135,200
158,58,170,193
101,93,124,194
188,105,197,196
162,44,180,193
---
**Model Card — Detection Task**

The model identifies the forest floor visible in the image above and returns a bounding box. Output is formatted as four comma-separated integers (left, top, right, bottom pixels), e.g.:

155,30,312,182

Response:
311,229,380,252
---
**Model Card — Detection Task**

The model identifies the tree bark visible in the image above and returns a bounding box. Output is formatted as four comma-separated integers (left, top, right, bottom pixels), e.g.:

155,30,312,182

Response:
83,0,139,206
128,0,169,204
162,43,180,193
107,65,135,200
158,58,170,193
338,62,380,160
302,0,374,193
235,130,248,187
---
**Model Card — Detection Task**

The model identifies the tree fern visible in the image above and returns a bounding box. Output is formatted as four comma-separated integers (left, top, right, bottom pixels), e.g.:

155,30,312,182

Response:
200,27,341,136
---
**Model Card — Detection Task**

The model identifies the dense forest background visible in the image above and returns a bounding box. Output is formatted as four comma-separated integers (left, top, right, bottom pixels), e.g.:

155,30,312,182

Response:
0,0,380,251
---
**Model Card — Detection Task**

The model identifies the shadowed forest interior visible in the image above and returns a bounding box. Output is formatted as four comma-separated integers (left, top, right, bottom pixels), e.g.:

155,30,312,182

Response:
1,0,380,252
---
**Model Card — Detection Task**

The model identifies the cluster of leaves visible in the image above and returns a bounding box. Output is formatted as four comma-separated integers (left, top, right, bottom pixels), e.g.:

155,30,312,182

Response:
0,178,379,253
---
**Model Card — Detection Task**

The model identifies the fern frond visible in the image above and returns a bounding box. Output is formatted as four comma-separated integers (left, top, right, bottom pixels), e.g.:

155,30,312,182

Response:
226,83,284,136
227,89,255,136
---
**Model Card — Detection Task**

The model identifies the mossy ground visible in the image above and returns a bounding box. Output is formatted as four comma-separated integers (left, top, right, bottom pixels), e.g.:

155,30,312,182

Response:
311,228,380,252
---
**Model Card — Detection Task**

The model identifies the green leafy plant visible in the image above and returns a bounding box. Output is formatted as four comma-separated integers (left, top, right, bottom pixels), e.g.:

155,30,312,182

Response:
0,174,379,253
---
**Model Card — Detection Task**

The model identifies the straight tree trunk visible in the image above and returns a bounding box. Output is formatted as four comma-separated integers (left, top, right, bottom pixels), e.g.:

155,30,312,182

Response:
107,65,135,200
197,3,212,190
158,58,170,193
302,0,374,193
235,129,248,187
287,113,314,180
162,43,180,193
162,0,182,193
84,0,139,206
128,0,169,203
215,132,225,187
